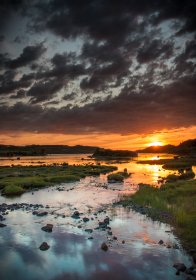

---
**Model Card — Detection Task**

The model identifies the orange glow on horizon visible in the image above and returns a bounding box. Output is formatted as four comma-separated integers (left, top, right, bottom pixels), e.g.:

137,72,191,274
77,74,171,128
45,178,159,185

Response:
148,141,163,147
0,126,195,150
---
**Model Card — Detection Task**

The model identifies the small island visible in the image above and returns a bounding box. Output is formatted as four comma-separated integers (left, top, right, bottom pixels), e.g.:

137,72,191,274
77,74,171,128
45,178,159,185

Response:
92,148,138,159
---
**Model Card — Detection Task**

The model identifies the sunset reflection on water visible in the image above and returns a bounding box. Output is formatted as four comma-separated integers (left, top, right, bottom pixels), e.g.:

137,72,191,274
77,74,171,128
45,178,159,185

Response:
0,153,179,186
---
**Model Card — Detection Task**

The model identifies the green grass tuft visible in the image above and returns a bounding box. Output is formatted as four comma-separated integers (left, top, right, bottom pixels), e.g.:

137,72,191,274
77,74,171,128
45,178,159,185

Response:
108,173,124,182
3,184,24,195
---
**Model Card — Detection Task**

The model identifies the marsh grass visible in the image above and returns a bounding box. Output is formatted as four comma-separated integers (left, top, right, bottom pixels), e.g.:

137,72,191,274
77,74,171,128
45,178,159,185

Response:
120,180,196,249
166,170,195,182
0,164,117,195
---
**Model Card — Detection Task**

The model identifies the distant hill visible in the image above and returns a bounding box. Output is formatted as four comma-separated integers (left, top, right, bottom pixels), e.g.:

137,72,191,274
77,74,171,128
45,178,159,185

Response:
0,144,98,157
0,138,195,157
138,139,196,155
92,148,138,159
137,144,175,153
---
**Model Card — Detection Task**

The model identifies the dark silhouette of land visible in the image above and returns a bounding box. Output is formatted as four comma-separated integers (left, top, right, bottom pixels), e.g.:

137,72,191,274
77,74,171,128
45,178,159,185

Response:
0,139,195,157
138,139,196,155
0,144,98,157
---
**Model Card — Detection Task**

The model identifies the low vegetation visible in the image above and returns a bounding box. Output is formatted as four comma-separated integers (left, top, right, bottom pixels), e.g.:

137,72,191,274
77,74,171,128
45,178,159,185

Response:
0,164,117,195
107,169,131,182
119,180,196,250
166,170,195,182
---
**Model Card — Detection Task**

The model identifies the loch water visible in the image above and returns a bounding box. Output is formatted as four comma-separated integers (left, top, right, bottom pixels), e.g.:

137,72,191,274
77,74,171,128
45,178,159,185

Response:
0,154,194,280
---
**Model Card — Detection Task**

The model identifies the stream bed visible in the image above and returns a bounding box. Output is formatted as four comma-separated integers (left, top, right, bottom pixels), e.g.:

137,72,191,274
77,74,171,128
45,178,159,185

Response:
0,154,194,280
0,178,193,280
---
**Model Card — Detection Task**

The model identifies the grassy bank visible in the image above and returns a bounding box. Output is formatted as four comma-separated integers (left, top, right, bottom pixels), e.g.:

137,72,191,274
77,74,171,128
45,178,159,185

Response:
119,180,196,250
137,157,196,170
0,164,117,195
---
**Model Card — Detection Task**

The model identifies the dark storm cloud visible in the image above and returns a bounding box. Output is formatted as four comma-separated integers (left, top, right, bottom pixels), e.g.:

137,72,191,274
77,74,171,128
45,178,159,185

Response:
137,39,173,64
51,52,76,67
26,78,65,104
80,41,132,92
150,0,196,35
7,44,46,69
35,52,87,81
0,51,86,99
63,92,77,101
31,0,196,41
174,38,196,75
10,89,26,99
0,0,196,134
0,70,32,95
0,75,195,134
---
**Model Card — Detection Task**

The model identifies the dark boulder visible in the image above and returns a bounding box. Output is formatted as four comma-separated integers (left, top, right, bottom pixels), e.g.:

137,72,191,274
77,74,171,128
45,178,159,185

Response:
0,215,5,221
83,217,90,222
41,224,53,233
101,242,108,251
71,211,80,219
39,242,50,251
85,229,93,233
36,211,48,217
0,223,6,227
98,221,108,229
104,217,110,224
173,263,187,272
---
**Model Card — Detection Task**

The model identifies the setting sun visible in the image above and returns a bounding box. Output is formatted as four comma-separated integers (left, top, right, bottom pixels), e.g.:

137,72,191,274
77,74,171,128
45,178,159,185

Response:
149,141,163,147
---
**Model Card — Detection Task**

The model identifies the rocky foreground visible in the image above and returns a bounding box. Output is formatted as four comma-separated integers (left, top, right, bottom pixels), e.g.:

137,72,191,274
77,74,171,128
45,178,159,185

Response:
1,201,196,279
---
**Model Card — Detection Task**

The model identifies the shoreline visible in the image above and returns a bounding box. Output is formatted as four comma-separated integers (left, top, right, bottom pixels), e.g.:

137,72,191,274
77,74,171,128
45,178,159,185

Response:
117,180,196,254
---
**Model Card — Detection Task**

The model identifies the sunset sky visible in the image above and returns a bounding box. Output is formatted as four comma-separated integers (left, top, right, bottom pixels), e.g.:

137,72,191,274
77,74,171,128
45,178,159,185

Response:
0,0,195,149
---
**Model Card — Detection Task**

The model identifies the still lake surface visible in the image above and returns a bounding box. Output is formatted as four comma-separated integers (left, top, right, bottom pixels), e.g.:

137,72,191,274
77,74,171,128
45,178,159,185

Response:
0,154,195,280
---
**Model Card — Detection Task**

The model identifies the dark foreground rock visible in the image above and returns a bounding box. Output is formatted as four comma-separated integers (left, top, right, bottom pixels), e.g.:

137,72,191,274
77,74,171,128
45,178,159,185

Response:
173,263,187,272
41,224,53,232
36,211,48,217
0,223,6,227
83,217,90,222
0,214,5,221
85,229,93,233
101,242,108,251
71,211,80,219
39,242,50,251
104,217,110,224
